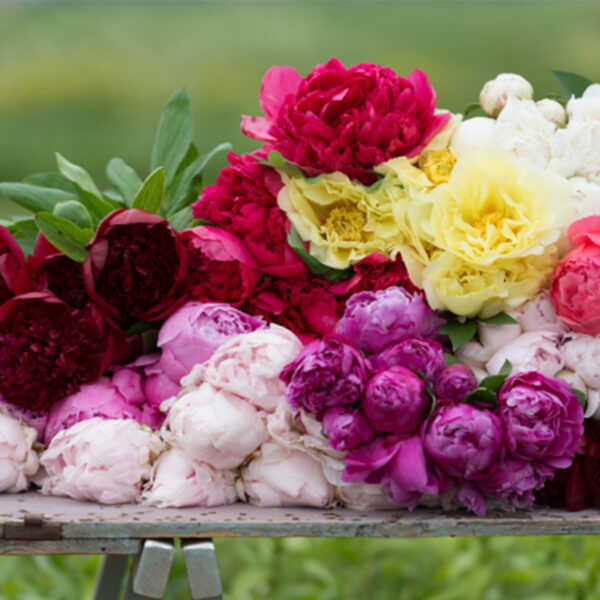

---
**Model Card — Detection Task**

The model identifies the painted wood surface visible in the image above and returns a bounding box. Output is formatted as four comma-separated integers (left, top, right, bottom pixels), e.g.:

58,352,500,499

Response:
0,538,140,555
0,492,599,539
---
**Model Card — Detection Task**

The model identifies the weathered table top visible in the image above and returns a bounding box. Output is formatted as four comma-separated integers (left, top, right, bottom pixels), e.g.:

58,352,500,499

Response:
0,492,599,541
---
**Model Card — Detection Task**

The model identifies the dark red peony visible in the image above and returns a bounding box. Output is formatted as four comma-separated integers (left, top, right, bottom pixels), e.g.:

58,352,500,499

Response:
242,58,451,184
0,292,114,411
83,209,187,323
0,225,32,305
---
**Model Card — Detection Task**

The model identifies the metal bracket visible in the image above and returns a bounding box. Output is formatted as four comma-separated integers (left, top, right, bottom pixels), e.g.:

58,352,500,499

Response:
3,514,62,541
182,538,223,600
123,538,176,599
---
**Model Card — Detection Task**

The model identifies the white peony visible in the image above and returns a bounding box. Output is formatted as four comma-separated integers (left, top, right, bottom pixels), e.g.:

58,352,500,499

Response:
479,73,534,118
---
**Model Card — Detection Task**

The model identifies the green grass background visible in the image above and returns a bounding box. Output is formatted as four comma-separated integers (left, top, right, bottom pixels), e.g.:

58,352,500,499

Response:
1,1,600,598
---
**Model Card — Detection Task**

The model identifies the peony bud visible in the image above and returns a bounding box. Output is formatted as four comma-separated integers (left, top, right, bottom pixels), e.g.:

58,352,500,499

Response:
479,73,534,118
535,99,567,128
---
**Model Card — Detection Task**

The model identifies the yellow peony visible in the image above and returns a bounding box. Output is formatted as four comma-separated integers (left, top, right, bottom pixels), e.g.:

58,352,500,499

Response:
277,159,431,270
422,251,556,319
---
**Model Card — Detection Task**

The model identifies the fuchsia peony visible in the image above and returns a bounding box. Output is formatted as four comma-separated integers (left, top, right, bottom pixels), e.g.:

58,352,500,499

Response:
321,406,373,451
551,216,600,334
242,58,450,184
434,364,478,403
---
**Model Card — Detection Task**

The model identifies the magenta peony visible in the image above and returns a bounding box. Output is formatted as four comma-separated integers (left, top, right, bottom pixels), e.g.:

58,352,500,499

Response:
434,364,478,402
242,58,450,184
321,406,373,451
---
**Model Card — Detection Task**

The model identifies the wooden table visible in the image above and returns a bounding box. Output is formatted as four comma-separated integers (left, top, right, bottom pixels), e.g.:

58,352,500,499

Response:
0,492,598,599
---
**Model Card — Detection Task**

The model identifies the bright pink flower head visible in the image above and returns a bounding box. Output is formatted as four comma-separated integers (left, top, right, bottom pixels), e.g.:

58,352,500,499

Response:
242,58,450,184
551,216,600,334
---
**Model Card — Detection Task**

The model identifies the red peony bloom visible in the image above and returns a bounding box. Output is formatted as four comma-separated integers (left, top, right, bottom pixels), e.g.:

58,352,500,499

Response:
0,225,32,305
181,226,261,306
242,58,451,184
29,234,88,309
192,153,307,278
83,209,187,323
0,292,114,411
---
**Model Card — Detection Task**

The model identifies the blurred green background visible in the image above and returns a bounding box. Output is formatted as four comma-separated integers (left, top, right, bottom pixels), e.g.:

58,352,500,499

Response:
1,0,600,598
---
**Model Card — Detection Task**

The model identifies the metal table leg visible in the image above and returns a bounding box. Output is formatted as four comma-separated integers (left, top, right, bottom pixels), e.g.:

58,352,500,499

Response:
93,554,130,600
123,539,176,599
182,538,222,600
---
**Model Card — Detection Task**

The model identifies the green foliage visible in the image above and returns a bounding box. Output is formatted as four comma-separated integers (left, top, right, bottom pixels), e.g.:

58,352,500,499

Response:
35,212,93,262
439,320,478,352
106,158,143,207
132,167,165,213
479,313,519,326
552,70,594,98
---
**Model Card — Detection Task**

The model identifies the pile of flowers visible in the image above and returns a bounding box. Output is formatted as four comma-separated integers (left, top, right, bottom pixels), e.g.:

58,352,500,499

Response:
0,60,598,514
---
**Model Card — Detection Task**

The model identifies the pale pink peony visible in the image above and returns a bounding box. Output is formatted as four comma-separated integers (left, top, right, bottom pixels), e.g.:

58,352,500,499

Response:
40,418,163,504
562,333,600,390
508,291,568,333
239,441,335,507
162,383,269,469
141,448,237,508
0,410,39,492
0,399,47,443
189,324,302,413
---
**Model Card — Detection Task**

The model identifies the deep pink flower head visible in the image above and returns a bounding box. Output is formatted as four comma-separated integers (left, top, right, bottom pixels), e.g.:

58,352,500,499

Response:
363,366,430,435
342,435,402,484
423,404,504,480
242,58,450,184
371,336,445,386
498,371,583,469
321,406,373,452
551,216,600,334
191,153,307,279
434,364,478,403
335,287,444,355
279,334,369,417
0,225,32,304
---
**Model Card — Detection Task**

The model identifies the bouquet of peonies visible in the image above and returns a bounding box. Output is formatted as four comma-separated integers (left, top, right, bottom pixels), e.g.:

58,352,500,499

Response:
0,59,599,515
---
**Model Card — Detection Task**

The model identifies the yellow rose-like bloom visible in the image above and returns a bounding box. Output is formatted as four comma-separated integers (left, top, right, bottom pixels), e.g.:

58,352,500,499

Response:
416,148,572,266
422,251,556,319
278,160,431,270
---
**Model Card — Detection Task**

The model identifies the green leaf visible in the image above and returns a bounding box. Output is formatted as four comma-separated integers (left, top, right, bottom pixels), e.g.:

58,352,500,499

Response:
24,172,79,194
132,167,165,213
106,158,143,207
478,362,511,392
168,207,195,231
463,102,485,118
0,182,77,214
363,178,384,193
479,312,519,325
287,224,354,283
166,142,232,216
499,359,512,377
552,70,594,98
55,153,102,199
72,187,117,224
444,352,462,366
35,213,94,262
438,320,478,351
573,388,587,411
7,217,39,256
53,200,93,230
151,89,194,189
267,150,304,177
463,387,498,408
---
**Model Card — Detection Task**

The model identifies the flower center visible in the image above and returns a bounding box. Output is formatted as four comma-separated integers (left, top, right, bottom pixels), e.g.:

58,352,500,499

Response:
418,149,457,185
324,206,366,242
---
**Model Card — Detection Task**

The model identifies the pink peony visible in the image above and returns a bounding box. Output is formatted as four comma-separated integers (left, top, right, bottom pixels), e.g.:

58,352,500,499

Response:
141,448,237,508
40,417,163,504
239,441,335,508
242,58,450,184
0,409,39,492
0,225,32,305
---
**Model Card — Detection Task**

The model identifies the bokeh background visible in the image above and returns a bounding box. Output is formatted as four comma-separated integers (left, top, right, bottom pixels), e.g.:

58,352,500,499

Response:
1,1,600,598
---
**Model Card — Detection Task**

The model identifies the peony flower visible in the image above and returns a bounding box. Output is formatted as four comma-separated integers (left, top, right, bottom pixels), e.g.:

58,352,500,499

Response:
363,367,430,435
434,364,478,402
180,226,262,306
141,448,237,508
0,409,39,492
423,404,504,480
568,178,600,225
485,330,564,378
242,58,450,184
450,117,496,155
479,73,534,118
370,336,445,386
239,441,335,508
536,99,567,128
157,301,265,383
0,225,32,305
162,382,269,469
0,399,47,443
321,406,373,452
335,287,443,355
561,333,600,390
498,372,584,469
508,290,567,333
193,324,302,413
280,334,369,416
551,216,600,334
342,435,403,485
83,209,187,323
191,152,307,278
40,417,163,504
0,292,114,412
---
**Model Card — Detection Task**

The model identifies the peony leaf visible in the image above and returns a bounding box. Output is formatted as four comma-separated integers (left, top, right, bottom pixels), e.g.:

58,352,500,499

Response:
287,224,354,283
499,359,513,377
438,320,477,351
106,158,143,207
573,388,587,411
463,387,498,408
24,172,79,194
0,182,78,214
444,352,462,367
35,212,94,262
5,217,39,257
463,102,485,119
479,312,519,325
267,150,305,177
151,89,194,189
53,200,93,230
169,207,195,232
552,70,594,98
56,153,103,199
132,167,165,213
